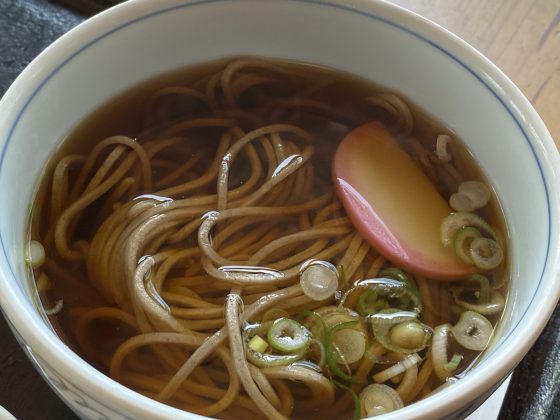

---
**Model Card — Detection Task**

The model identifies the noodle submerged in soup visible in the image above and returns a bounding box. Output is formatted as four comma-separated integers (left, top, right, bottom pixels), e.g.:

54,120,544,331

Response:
27,57,508,419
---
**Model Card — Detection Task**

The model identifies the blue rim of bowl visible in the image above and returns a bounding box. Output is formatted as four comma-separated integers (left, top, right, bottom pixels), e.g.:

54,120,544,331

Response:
0,0,553,417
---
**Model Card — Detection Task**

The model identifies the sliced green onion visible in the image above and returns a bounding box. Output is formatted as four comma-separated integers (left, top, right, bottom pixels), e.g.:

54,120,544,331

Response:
333,380,361,420
370,310,432,354
309,339,326,367
290,360,323,373
342,278,423,315
300,260,339,301
451,311,493,351
325,321,367,384
444,353,463,372
465,274,491,304
244,321,273,338
300,309,327,329
244,321,306,367
357,288,377,316
449,192,476,212
379,267,420,298
389,321,429,351
45,299,63,316
302,311,366,383
356,288,388,316
248,335,269,353
329,320,359,353
324,311,361,329
267,318,311,353
453,227,482,265
440,212,496,248
470,237,503,269
246,347,305,368
302,307,364,340
359,384,404,417
299,309,329,340
25,240,45,268
373,353,421,383
458,181,491,209
332,327,367,365
450,182,491,212
431,323,453,382
453,289,505,315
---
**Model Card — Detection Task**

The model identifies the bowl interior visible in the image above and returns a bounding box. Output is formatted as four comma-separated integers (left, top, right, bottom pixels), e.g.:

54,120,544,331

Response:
0,1,557,419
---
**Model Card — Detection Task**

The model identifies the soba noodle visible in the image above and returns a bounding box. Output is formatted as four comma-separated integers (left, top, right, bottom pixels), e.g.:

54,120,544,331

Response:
28,57,507,419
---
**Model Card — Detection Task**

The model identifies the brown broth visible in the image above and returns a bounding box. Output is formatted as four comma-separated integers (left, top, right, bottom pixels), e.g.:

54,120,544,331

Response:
28,57,509,419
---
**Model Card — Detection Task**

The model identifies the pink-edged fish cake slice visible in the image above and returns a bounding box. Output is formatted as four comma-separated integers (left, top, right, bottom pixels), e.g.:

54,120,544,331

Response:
333,121,475,280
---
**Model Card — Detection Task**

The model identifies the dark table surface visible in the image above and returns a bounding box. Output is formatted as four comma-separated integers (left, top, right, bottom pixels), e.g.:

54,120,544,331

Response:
0,1,559,419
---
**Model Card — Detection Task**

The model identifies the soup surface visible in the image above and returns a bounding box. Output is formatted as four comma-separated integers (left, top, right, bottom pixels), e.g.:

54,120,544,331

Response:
27,57,508,419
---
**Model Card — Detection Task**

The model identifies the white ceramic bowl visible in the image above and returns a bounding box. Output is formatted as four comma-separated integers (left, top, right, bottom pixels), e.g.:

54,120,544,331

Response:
0,1,559,419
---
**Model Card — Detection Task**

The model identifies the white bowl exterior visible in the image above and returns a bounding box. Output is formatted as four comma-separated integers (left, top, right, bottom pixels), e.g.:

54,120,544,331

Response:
0,0,559,419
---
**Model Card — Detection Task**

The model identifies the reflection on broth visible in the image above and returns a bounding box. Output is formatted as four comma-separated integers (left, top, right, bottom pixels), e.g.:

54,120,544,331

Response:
27,57,508,419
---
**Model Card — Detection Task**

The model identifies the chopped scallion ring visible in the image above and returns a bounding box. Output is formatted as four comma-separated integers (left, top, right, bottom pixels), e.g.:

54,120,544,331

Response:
325,320,366,384
449,192,476,212
450,182,491,211
431,323,453,382
45,299,63,316
453,289,505,315
444,353,463,372
356,288,388,316
342,278,423,315
373,353,421,383
359,384,404,417
300,260,339,301
459,181,491,209
25,240,45,268
332,327,367,365
267,318,311,353
440,212,496,248
389,321,429,351
453,227,482,265
248,335,269,353
470,237,503,269
451,311,493,351
309,339,326,367
370,310,432,354
246,347,304,368
465,274,491,304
